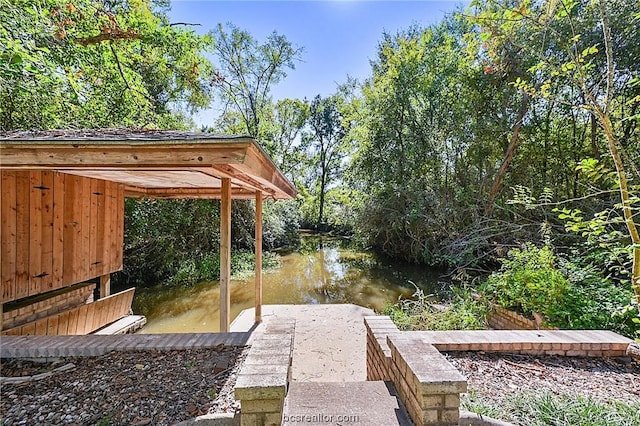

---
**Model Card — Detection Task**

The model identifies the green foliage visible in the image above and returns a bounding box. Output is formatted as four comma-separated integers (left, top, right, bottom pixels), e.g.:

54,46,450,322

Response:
481,243,639,336
481,244,571,322
346,0,639,277
263,200,302,249
262,98,311,183
210,23,302,138
115,198,288,289
552,158,638,282
117,198,222,287
383,286,489,331
463,390,640,426
560,259,638,337
298,186,358,233
348,15,519,264
303,94,351,228
472,0,640,315
1,0,215,130
229,250,281,279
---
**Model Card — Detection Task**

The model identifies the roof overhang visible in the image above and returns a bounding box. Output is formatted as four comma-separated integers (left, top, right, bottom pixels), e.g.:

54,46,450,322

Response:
0,130,297,200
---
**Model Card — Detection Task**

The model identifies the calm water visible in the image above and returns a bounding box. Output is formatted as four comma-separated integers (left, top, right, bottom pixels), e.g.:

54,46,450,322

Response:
134,235,447,333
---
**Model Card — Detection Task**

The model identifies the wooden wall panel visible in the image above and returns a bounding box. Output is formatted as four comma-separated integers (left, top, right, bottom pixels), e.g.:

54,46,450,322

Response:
80,176,91,280
103,179,113,277
62,173,78,286
15,173,30,300
94,179,106,273
29,171,43,296
0,289,135,336
40,171,54,292
1,172,17,302
89,179,98,277
114,183,124,270
0,171,124,304
68,175,80,285
52,173,65,287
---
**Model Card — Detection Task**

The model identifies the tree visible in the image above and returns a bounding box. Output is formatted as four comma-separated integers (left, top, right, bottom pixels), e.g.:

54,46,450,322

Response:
210,23,302,137
472,0,640,309
0,0,216,130
306,94,348,227
262,98,310,183
347,18,521,263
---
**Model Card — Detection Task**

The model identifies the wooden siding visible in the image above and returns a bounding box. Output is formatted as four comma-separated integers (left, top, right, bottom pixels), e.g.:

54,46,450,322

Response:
1,171,124,304
2,283,94,330
2,288,135,335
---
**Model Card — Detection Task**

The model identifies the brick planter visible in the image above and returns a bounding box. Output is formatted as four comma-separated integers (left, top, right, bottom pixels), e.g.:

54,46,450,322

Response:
387,336,466,425
486,304,551,330
364,316,468,425
364,315,400,381
234,319,295,426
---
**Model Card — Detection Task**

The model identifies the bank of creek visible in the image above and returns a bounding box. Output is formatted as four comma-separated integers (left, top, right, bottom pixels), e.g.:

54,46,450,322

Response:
2,235,450,425
4,235,639,426
133,234,446,333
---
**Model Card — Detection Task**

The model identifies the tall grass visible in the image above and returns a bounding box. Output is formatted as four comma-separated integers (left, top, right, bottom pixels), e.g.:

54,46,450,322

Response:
463,391,640,426
382,285,489,331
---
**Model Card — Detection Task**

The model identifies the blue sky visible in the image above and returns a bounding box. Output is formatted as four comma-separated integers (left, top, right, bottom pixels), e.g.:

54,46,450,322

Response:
168,1,469,126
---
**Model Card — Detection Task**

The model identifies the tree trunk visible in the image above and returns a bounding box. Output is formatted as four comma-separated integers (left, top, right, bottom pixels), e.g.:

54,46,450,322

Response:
590,113,600,159
486,92,531,214
600,113,640,310
595,0,640,311
627,342,640,362
318,165,327,228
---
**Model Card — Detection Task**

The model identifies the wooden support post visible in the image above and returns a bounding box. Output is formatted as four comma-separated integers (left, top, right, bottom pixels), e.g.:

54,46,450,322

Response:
99,273,111,299
255,191,263,324
220,178,232,332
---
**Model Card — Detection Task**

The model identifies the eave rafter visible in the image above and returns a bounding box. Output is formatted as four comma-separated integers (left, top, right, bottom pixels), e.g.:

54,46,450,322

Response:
124,185,260,200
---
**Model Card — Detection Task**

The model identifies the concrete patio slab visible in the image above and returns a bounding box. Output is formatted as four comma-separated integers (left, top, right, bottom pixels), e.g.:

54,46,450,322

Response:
231,304,375,382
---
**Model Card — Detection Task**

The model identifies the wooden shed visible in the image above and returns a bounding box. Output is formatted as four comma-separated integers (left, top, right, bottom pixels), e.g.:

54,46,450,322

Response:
0,130,297,335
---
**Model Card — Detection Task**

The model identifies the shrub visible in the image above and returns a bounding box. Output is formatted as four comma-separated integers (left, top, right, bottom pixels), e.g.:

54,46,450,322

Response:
263,199,301,249
481,243,639,336
115,198,292,289
481,243,571,324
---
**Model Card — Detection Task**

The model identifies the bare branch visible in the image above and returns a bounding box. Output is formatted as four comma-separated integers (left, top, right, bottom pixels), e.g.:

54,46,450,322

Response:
76,29,141,46
169,22,201,27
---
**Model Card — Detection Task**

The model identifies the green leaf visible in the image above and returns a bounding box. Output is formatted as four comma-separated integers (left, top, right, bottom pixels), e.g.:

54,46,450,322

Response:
10,54,23,65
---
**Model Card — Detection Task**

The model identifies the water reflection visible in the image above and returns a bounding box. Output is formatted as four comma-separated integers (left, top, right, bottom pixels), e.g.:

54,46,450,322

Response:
135,235,445,333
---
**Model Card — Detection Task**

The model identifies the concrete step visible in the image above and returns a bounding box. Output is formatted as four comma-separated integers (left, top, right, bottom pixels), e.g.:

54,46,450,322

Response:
283,381,412,426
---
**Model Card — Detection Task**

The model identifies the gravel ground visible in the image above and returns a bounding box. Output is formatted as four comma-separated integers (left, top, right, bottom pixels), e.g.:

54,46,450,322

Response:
1,345,247,426
3,346,639,425
446,351,640,406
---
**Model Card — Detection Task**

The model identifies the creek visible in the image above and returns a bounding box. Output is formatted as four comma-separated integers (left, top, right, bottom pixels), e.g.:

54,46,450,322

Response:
134,234,447,333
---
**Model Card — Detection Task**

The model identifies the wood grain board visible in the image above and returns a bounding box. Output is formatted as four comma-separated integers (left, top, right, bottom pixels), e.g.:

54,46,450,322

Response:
1,171,124,304
1,288,135,335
